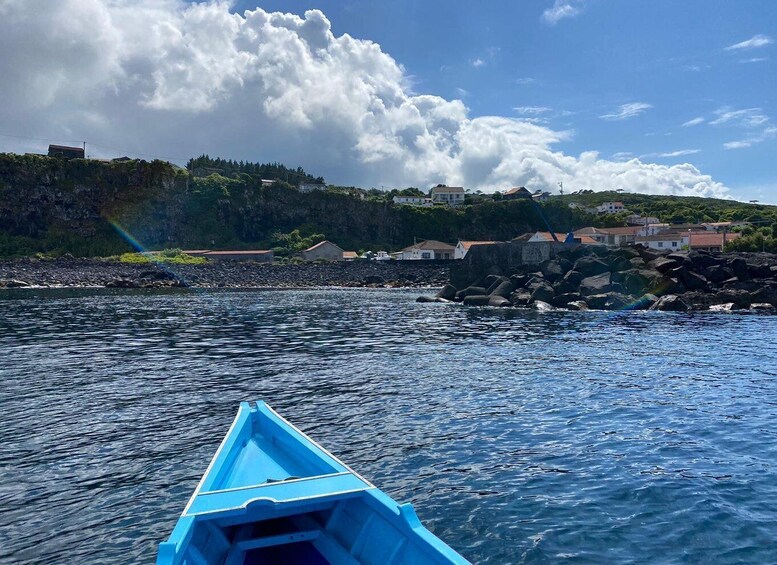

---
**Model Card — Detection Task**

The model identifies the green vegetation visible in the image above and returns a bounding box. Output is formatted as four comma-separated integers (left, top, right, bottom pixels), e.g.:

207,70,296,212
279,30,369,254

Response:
270,229,325,258
1,153,776,258
186,155,324,185
116,249,207,265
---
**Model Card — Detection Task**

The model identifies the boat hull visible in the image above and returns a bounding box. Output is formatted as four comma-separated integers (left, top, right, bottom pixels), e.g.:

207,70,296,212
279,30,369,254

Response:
157,401,468,564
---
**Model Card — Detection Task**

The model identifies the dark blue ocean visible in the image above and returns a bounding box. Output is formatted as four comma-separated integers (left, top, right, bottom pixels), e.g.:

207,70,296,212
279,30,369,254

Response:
1,288,777,564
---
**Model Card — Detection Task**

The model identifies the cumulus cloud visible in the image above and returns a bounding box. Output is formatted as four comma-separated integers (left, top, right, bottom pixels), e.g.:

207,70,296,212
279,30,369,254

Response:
600,102,653,121
0,0,728,198
725,34,773,51
541,1,583,25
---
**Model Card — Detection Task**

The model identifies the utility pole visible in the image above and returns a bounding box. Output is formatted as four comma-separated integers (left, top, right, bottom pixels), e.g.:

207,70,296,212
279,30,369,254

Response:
558,181,564,196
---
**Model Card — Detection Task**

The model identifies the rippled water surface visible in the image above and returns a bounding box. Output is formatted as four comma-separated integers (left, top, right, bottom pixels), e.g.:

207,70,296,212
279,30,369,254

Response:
2,288,777,564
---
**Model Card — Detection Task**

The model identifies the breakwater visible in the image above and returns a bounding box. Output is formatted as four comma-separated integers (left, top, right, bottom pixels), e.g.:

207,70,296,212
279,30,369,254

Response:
0,257,449,289
421,242,777,312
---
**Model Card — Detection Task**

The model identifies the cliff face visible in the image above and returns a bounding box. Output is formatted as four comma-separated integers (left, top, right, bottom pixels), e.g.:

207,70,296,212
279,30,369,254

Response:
0,154,189,255
0,153,591,256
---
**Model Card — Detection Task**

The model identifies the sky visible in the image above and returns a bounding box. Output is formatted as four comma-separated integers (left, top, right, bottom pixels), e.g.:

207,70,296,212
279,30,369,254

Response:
0,0,775,202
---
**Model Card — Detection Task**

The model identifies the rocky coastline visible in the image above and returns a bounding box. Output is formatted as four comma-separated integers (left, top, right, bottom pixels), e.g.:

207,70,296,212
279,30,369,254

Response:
419,245,777,312
0,258,449,289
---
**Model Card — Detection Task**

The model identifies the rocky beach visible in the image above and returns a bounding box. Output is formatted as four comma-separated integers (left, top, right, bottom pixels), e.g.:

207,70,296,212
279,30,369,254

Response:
0,258,449,289
420,245,777,312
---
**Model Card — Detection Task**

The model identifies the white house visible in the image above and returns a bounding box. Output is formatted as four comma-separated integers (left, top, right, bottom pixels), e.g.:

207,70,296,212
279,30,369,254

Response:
430,186,465,206
596,201,626,214
399,240,456,260
635,233,688,251
392,195,432,206
454,240,498,260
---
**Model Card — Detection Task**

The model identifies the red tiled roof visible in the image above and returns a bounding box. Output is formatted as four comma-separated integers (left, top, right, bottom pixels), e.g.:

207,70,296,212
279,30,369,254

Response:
689,232,740,247
402,239,455,251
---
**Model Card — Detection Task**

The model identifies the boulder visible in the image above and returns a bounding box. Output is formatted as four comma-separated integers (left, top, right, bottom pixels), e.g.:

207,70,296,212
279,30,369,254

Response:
670,266,709,291
566,300,589,311
552,292,582,308
727,257,750,280
457,286,487,300
463,295,491,306
510,273,530,289
510,291,533,307
611,269,656,295
563,270,585,287
750,286,777,306
434,297,453,303
748,263,773,279
416,295,437,303
580,272,612,296
649,294,690,311
651,256,680,274
703,265,734,285
637,247,661,262
436,284,458,301
540,259,565,282
585,292,631,310
483,274,506,293
363,275,385,285
750,303,776,311
530,282,555,304
722,279,761,292
573,256,610,277
490,280,515,298
629,257,647,269
531,300,556,311
552,278,577,296
488,295,512,307
714,289,751,308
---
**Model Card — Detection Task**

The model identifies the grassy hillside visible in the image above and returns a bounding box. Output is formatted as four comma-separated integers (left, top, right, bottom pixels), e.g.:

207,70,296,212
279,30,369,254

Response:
1,153,775,257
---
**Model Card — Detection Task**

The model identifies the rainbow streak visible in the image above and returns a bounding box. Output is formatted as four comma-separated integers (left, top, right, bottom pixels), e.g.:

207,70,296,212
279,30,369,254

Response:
107,218,189,286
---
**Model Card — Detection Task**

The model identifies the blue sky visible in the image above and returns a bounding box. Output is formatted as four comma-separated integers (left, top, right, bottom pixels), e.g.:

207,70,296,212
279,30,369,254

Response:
242,0,777,201
0,0,774,202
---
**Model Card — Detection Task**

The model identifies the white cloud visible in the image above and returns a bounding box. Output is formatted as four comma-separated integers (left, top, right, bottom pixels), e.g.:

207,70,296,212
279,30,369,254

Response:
725,34,773,51
515,77,537,85
600,102,653,121
471,58,485,68
0,1,729,198
541,1,583,25
682,117,705,127
723,141,752,150
711,107,769,128
514,106,552,115
723,126,777,150
659,149,701,158
740,57,768,63
455,87,469,97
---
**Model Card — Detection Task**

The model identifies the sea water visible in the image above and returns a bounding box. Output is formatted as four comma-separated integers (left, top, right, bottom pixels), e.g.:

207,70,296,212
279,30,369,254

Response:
1,288,776,563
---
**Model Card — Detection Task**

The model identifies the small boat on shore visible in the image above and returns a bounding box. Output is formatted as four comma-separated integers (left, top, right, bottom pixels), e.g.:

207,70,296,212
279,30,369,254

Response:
157,401,468,564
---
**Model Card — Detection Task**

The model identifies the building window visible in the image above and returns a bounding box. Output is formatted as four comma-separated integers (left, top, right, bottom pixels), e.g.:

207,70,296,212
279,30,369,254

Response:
658,242,664,247
672,241,678,247
422,252,431,259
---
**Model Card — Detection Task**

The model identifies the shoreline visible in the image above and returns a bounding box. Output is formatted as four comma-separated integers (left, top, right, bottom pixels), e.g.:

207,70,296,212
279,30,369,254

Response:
0,257,450,290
